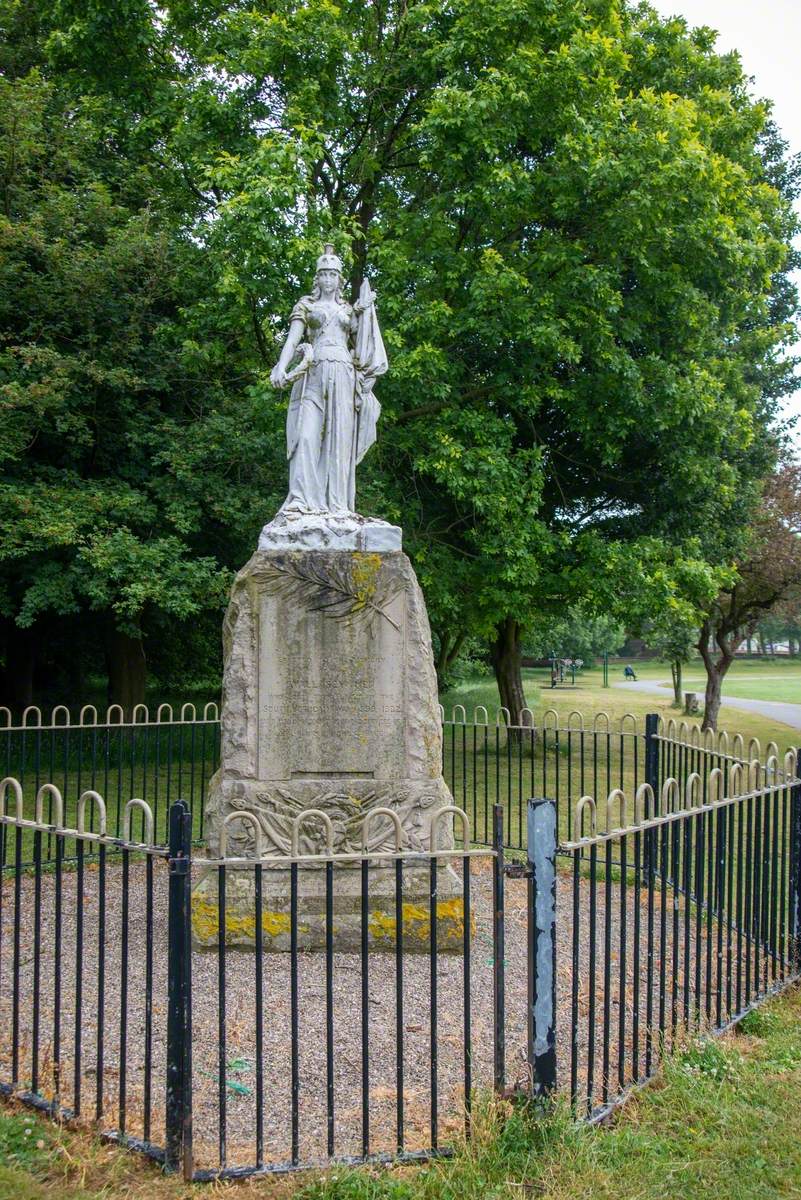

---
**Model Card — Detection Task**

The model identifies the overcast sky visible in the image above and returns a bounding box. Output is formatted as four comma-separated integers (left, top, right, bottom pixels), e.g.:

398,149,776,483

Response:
649,0,801,431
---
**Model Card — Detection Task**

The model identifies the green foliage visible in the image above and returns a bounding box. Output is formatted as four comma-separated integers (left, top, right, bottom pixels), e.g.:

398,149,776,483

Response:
646,613,699,665
298,1099,547,1200
0,66,279,696
0,0,797,704
525,605,626,663
434,632,488,690
678,1038,743,1085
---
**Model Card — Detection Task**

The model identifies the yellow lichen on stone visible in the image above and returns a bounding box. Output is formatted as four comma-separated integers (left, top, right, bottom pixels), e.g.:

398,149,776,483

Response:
192,894,295,945
351,552,383,611
262,910,293,938
191,894,220,944
368,898,472,949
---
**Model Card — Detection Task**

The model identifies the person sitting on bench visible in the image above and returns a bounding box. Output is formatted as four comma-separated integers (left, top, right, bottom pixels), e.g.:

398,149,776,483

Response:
624,665,637,680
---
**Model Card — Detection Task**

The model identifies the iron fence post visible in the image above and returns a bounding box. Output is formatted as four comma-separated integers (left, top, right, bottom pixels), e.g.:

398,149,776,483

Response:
644,713,659,803
492,803,505,1093
165,799,193,1179
527,797,557,1099
791,766,801,974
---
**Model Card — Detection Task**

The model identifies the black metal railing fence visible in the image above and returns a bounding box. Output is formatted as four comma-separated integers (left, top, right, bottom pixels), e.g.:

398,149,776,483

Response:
0,705,219,861
442,708,643,846
1,755,800,1181
183,803,506,1179
0,778,173,1162
0,781,507,1180
540,761,801,1120
3,704,791,865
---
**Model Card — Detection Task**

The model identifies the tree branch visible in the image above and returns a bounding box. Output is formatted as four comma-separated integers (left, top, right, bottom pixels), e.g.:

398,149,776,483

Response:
249,295,271,363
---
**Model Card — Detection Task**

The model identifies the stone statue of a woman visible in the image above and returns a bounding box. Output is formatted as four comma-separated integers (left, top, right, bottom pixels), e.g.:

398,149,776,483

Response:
260,245,401,551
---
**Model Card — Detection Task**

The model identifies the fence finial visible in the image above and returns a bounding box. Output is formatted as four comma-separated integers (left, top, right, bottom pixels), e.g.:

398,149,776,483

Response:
123,798,155,845
684,772,702,810
220,809,262,858
361,807,403,853
604,788,627,833
728,762,744,797
661,777,680,814
291,809,335,857
77,790,107,835
431,805,470,850
35,783,63,828
575,795,597,838
634,782,654,824
0,777,23,820
708,767,724,804
749,758,762,790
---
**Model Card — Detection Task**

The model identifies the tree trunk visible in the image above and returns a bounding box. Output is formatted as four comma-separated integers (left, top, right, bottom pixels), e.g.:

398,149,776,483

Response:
1,623,37,713
490,617,532,731
435,630,467,685
435,631,452,682
701,665,724,731
670,658,682,707
106,628,147,716
350,194,376,300
697,621,738,732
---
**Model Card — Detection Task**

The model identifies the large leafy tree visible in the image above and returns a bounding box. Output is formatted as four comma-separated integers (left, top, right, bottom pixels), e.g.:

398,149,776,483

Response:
0,0,798,716
171,0,797,717
0,68,281,710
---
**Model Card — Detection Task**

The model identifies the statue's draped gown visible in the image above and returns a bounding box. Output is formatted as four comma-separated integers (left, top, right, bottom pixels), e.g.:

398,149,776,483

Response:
281,287,387,516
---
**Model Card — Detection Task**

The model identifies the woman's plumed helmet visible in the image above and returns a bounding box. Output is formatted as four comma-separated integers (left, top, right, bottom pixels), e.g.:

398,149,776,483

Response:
315,243,343,274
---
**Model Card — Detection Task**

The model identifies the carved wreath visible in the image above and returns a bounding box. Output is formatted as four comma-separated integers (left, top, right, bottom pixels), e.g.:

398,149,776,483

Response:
255,556,402,632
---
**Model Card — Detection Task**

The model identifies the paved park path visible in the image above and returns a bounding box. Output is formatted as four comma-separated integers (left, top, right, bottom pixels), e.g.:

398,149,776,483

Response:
613,678,801,732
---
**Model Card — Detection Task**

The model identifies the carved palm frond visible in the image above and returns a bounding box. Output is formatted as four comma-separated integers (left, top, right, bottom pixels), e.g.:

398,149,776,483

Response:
256,556,403,631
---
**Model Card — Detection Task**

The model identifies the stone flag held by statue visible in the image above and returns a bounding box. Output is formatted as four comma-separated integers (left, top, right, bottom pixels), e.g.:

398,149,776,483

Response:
353,275,388,465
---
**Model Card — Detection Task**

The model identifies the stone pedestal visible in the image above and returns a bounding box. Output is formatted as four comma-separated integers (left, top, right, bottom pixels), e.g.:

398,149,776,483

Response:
192,543,460,951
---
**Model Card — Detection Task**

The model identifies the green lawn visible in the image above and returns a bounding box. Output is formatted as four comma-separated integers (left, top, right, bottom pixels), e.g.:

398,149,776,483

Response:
2,985,800,1199
442,663,801,755
598,656,801,705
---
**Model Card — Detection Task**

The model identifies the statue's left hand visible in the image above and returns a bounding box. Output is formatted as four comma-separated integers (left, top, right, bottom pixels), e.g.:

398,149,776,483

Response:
270,364,288,389
354,286,377,315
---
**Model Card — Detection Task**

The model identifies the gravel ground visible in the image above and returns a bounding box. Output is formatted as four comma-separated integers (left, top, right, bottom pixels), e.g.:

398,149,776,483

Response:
0,850,742,1173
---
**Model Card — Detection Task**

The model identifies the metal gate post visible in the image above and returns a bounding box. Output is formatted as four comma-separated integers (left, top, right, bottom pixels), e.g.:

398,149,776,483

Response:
492,803,505,1093
644,713,659,806
165,799,193,1178
790,764,801,974
527,797,557,1099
